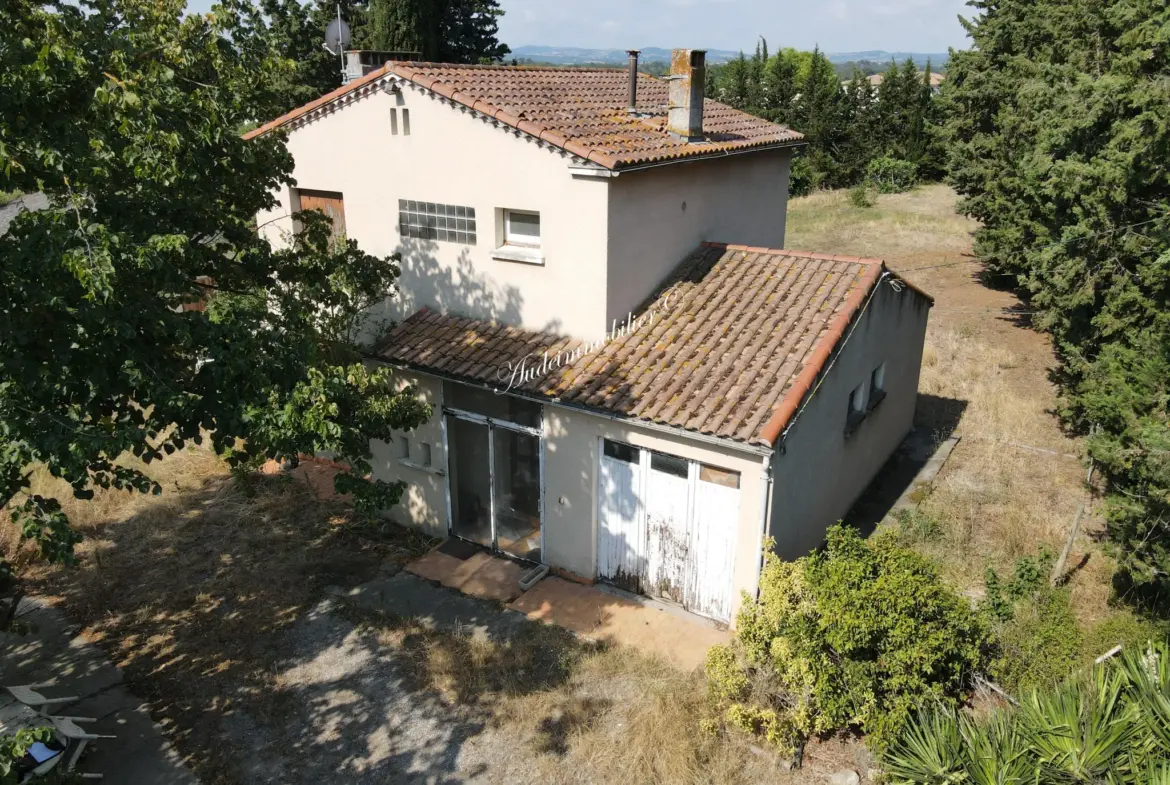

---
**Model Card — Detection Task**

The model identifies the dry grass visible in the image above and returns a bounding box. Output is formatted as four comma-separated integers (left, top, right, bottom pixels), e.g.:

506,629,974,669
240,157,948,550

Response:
3,448,436,782
343,605,851,785
785,184,977,261
787,185,1121,627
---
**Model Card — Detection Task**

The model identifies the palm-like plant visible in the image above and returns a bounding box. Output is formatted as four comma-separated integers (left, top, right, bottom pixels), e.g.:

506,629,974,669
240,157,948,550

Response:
1115,643,1170,768
881,706,967,784
881,640,1170,785
959,709,1034,785
1017,667,1136,783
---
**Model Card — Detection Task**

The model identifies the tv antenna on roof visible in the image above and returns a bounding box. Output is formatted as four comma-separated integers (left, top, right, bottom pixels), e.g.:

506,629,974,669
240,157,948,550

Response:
323,4,351,82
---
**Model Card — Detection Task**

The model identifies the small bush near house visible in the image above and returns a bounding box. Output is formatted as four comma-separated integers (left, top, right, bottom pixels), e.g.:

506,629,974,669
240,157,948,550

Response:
848,183,877,208
866,156,918,194
882,639,1170,785
1082,613,1170,665
979,548,1085,695
706,525,987,753
990,587,1082,695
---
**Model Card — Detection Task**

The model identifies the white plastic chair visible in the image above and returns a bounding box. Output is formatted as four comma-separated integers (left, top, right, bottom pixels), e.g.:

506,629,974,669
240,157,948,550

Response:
4,684,79,714
48,716,112,780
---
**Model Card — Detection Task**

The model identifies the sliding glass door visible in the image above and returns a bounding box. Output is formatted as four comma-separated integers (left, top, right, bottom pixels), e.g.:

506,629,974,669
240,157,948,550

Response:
444,403,543,563
447,417,493,548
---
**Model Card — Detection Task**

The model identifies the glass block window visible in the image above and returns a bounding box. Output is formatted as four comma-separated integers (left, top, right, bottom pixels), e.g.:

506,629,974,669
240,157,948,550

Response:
398,200,476,245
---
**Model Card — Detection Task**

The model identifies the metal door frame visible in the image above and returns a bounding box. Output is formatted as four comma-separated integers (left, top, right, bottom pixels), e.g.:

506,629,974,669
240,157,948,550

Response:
442,405,545,563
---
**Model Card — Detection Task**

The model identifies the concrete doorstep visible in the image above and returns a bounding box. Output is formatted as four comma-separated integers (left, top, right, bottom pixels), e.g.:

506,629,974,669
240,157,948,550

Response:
391,543,729,671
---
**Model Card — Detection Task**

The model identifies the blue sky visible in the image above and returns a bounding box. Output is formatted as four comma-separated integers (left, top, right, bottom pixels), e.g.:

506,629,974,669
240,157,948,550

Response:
183,0,973,54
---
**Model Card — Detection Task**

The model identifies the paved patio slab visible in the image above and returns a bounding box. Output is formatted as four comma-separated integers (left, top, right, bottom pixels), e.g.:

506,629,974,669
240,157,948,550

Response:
1,598,198,784
508,577,729,671
406,549,527,604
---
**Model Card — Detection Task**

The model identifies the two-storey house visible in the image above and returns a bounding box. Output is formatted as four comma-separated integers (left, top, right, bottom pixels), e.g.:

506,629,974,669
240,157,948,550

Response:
248,49,933,625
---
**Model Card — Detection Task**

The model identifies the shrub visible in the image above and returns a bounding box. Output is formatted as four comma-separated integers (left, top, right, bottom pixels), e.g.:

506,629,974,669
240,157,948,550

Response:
865,156,918,193
707,525,987,752
848,183,876,208
990,587,1081,694
893,506,943,544
883,639,1170,785
1081,612,1170,665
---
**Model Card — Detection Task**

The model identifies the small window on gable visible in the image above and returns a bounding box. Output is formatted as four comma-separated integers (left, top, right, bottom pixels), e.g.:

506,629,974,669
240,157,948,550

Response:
868,362,888,411
494,209,544,264
402,108,411,136
390,108,399,135
846,381,869,435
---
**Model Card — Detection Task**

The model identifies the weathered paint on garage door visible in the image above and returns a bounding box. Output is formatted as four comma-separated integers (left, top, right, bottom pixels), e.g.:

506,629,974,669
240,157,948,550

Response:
596,439,739,622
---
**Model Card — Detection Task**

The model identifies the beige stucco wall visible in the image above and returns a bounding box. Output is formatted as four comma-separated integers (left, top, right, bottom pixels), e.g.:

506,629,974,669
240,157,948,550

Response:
542,405,769,621
768,280,931,560
255,81,612,339
370,370,448,538
255,83,798,343
604,148,792,325
370,365,771,623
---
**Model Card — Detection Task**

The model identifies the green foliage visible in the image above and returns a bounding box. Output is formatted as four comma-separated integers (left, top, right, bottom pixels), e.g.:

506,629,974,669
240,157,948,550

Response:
1082,612,1170,664
0,0,430,584
848,184,877,208
942,0,1170,603
365,0,508,63
883,639,1170,784
0,726,51,784
981,548,1054,623
866,156,919,193
893,506,943,543
707,44,943,192
707,526,987,751
991,587,1082,694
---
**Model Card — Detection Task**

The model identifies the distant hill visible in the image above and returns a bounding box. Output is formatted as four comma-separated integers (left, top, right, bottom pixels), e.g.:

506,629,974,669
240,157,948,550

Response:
824,50,950,67
510,46,950,69
509,46,741,65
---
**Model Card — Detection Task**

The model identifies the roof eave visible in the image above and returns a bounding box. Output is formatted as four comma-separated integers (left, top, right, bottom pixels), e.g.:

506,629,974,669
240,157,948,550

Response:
756,262,886,447
378,352,775,458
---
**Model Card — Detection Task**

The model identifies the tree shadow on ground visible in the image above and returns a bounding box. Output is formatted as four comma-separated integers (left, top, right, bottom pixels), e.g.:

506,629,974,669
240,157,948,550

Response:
20,463,587,784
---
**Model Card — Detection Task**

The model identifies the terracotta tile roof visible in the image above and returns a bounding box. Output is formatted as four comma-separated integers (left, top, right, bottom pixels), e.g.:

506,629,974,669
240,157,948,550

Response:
378,244,909,446
245,63,804,170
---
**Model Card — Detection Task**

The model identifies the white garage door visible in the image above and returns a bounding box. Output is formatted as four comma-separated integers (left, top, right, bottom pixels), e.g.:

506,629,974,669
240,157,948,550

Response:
597,440,740,622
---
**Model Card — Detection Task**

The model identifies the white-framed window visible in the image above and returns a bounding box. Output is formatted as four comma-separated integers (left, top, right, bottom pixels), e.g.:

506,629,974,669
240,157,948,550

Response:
504,209,540,247
493,209,543,264
868,362,888,411
846,380,869,435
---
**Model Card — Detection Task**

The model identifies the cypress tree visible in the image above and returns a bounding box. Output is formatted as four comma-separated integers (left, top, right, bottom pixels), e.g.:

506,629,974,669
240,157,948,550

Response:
943,0,1170,604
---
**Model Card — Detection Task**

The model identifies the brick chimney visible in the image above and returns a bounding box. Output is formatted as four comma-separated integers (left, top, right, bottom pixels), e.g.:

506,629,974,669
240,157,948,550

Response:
667,49,706,142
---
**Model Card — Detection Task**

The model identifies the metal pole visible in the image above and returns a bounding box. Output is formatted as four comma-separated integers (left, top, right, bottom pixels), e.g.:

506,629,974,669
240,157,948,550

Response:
337,3,344,82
